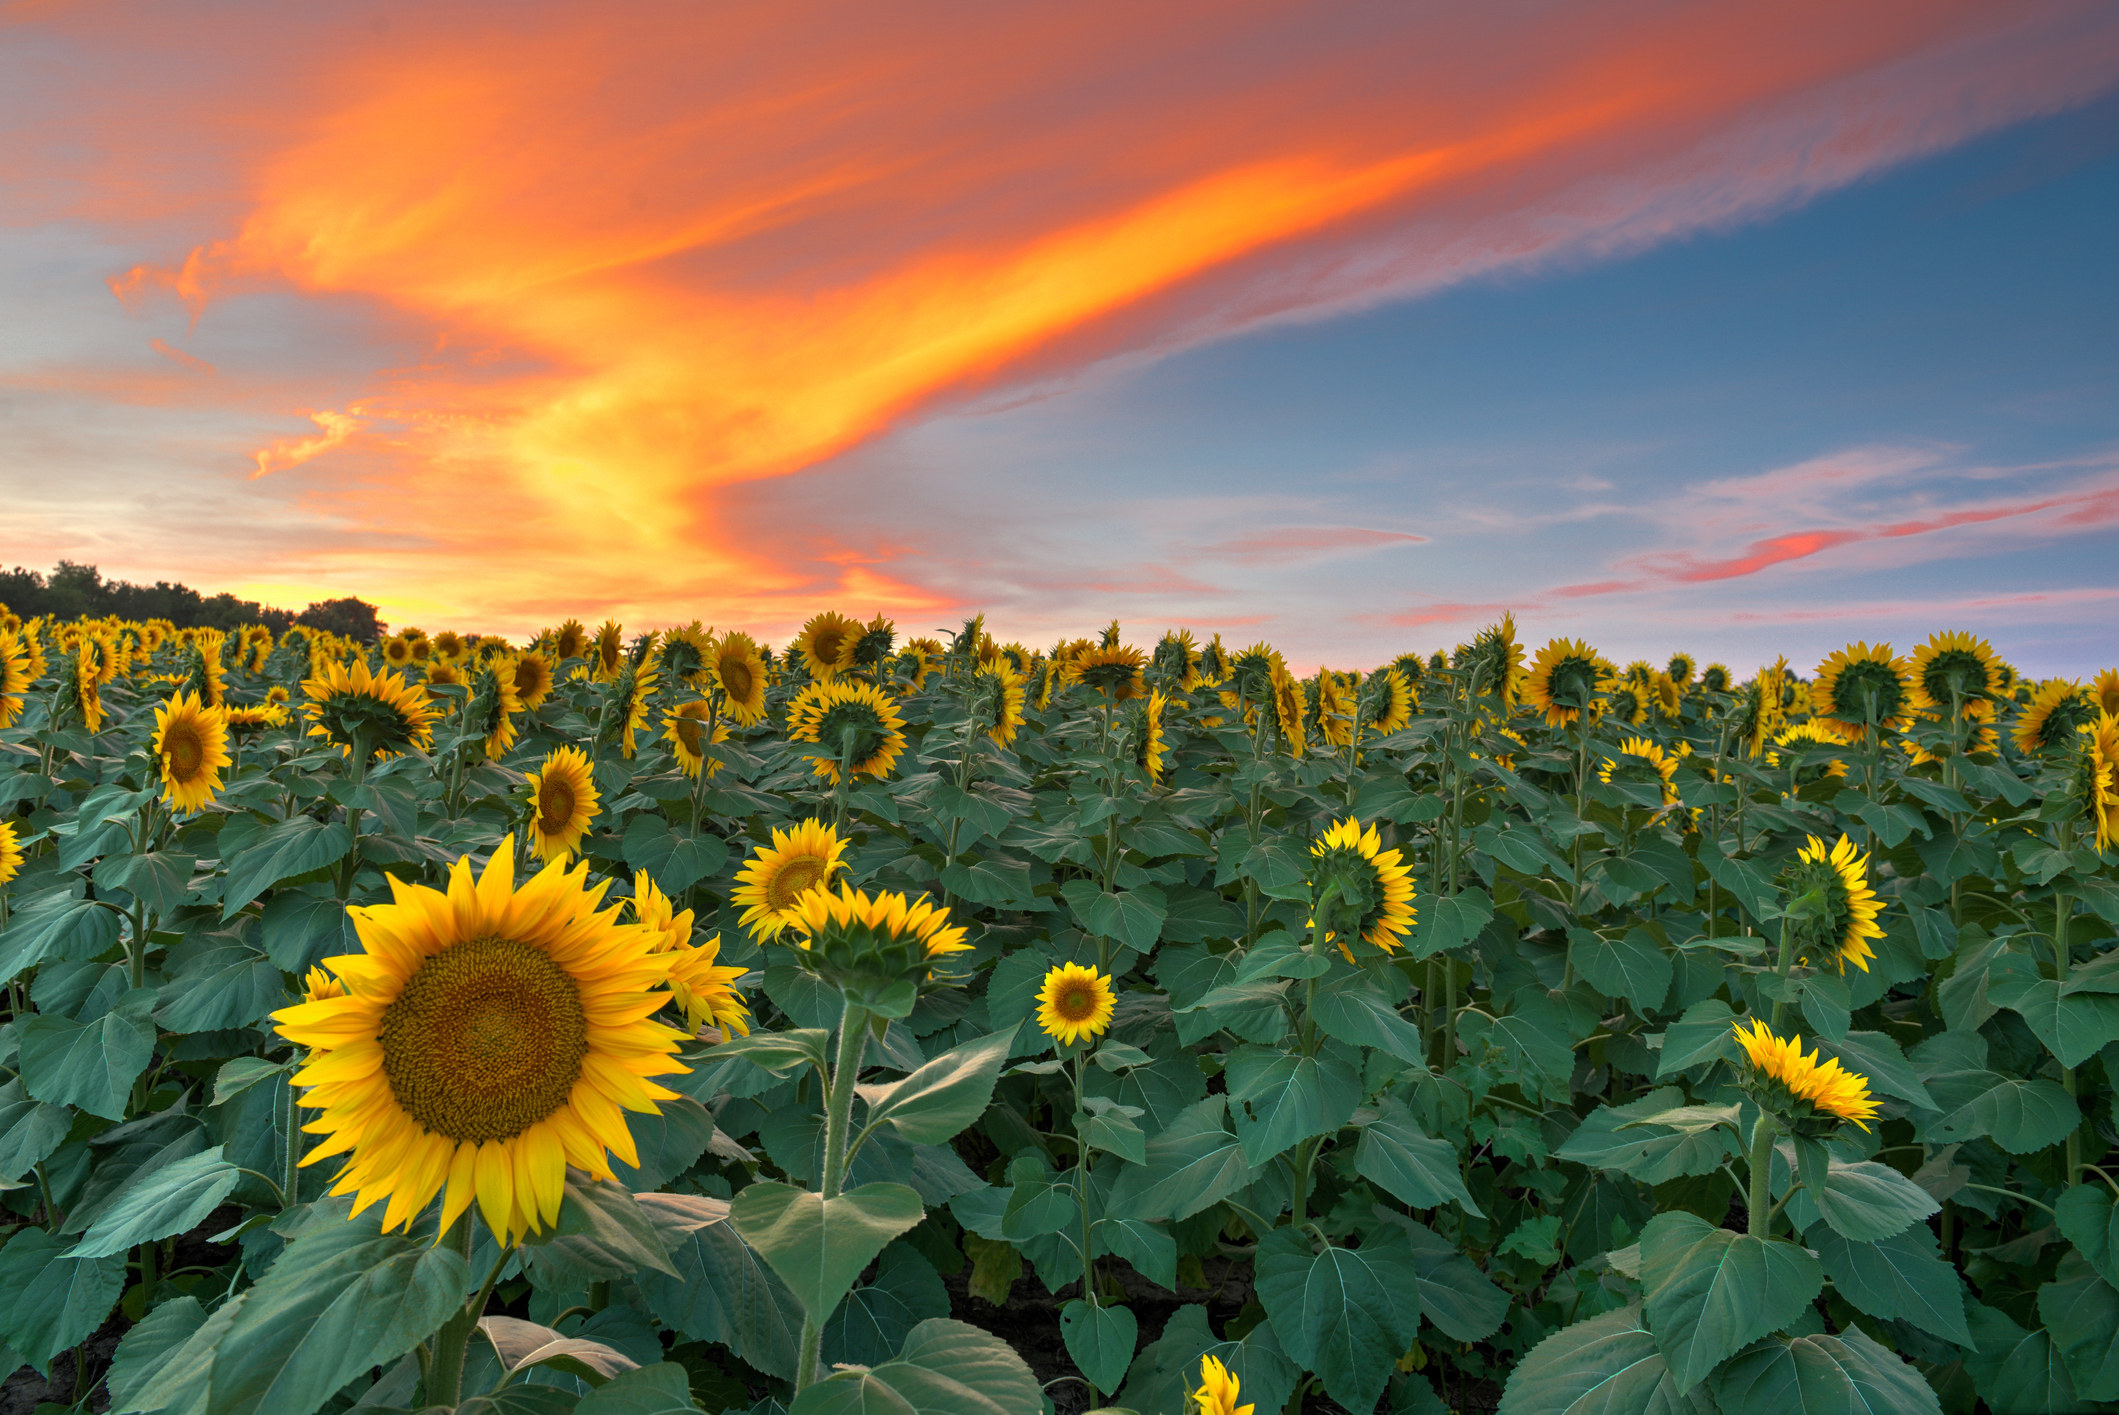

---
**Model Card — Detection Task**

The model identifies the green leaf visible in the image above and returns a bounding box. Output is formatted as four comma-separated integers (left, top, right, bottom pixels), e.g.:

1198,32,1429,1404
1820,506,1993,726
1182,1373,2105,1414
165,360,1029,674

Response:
1308,972,1426,1065
1098,1217,1177,1291
824,1244,950,1369
1568,928,1672,1013
18,988,158,1120
1496,1306,1690,1415
1061,1299,1138,1396
731,1180,924,1323
0,1225,125,1368
522,1172,679,1285
623,815,727,894
1552,1088,1737,1184
1254,1227,1416,1415
1355,1101,1483,1216
1809,1222,1969,1345
857,1025,1016,1146
1374,1213,1509,1342
1656,998,1739,1077
1709,1327,1944,1414
205,1204,473,1415
1061,881,1167,953
2038,1257,2119,1402
1787,1156,1938,1242
95,850,196,916
259,888,354,974
574,1361,702,1415
790,1317,1041,1415
0,1078,72,1182
2057,1183,2119,1287
107,1294,210,1414
1224,1041,1362,1166
1985,974,2119,1069
1106,1096,1258,1223
699,1028,831,1078
1410,888,1493,959
1079,1097,1148,1165
1640,1208,1824,1390
1814,1031,1934,1110
479,1313,642,1386
71,1144,239,1259
0,888,121,983
999,1155,1077,1240
636,1204,804,1379
1965,1302,2078,1415
1461,990,1576,1101
1934,1076,2080,1154
154,939,289,1033
221,816,354,920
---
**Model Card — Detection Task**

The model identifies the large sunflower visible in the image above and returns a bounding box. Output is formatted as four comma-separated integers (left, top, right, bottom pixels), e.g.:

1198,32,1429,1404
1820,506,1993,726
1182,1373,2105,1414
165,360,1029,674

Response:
1731,1019,1879,1133
2013,679,2097,756
1067,644,1148,703
511,651,556,711
1524,639,1614,729
796,611,862,681
786,881,971,993
2075,711,2119,855
1908,630,1999,711
663,700,730,779
153,690,231,813
1782,834,1883,974
1307,817,1416,961
787,679,908,782
632,872,751,1038
713,631,769,725
1811,643,1914,737
525,746,600,862
302,658,440,761
1036,963,1115,1047
732,818,848,939
272,841,690,1242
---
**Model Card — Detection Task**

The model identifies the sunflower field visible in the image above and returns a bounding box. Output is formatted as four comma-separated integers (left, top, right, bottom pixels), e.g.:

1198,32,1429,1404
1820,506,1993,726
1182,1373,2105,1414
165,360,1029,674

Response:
0,607,2116,1415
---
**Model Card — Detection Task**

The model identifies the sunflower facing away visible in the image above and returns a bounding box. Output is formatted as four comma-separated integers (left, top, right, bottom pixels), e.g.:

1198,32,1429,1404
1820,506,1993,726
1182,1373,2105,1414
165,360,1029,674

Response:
787,882,972,993
153,691,231,813
632,872,751,1038
1768,720,1850,781
525,746,600,863
1067,644,1148,703
1908,630,1999,711
468,660,524,760
1811,642,1914,737
1271,665,1307,757
1700,662,1731,695
732,818,848,940
663,700,730,779
1153,629,1201,691
1782,833,1884,974
0,820,21,886
713,631,769,725
1599,735,1680,809
1313,668,1355,748
1037,962,1115,1046
796,610,862,681
273,840,691,1242
1193,1355,1255,1415
970,661,1028,747
1360,666,1413,737
2013,679,2097,756
2095,668,2119,718
1525,638,1615,729
1740,659,1789,758
605,660,661,761
1731,1019,1880,1133
1308,817,1416,961
787,679,908,782
656,622,715,689
302,658,441,762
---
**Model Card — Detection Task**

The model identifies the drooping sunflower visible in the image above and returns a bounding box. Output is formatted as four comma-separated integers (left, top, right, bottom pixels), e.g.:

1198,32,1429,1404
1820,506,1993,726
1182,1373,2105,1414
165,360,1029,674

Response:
1457,613,1524,707
1524,638,1615,729
71,652,106,735
2013,679,2097,757
1811,642,1914,737
969,660,1028,747
732,818,848,940
1360,666,1413,737
525,746,600,863
796,610,862,681
1730,1019,1879,1133
511,651,556,711
1768,721,1849,781
1307,817,1416,961
713,631,769,725
302,657,440,761
0,820,21,886
1067,644,1148,703
153,691,231,812
787,679,908,782
1132,689,1170,783
656,622,715,690
1907,630,1999,711
1598,735,1679,810
786,881,972,994
272,840,690,1242
1036,962,1115,1047
663,700,730,779
1193,1355,1255,1415
591,620,626,682
1781,834,1883,974
632,872,751,1038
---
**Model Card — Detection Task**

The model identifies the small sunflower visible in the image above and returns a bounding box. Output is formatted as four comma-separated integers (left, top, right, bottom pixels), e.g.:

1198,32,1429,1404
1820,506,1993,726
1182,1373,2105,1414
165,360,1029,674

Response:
969,660,1028,746
2075,711,2119,855
273,840,690,1242
1152,629,1201,691
1699,662,1731,695
1197,634,1231,688
1313,668,1355,748
663,700,730,779
431,630,466,663
1360,666,1414,737
1731,1019,1880,1133
0,628,30,729
1307,817,1416,961
511,651,556,711
796,611,863,681
1193,1354,1255,1415
632,872,751,1038
851,614,897,672
786,881,971,995
225,703,290,732
657,622,715,690
525,746,600,863
1067,644,1148,703
552,619,589,662
153,690,231,812
787,679,908,782
1525,638,1615,729
591,620,626,682
2014,679,2097,756
1271,666,1307,756
603,660,660,760
0,820,21,886
425,661,465,689
1667,653,1695,689
732,818,848,940
1598,735,1680,810
1768,721,1849,780
1739,659,1789,758
1812,643,1914,737
1781,834,1883,974
69,652,106,735
713,631,769,725
1908,630,2000,711
1131,689,1170,783
466,660,525,760
1036,962,1115,1046
381,635,415,669
302,658,440,762
1457,613,1524,707
2093,668,2119,718
1652,671,1682,719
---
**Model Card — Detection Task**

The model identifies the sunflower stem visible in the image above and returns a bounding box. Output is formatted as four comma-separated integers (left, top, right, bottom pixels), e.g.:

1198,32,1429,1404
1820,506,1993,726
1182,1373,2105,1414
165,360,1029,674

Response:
1745,1111,1777,1237
1071,1049,1100,1393
797,1003,871,1393
1768,925,1796,1031
423,1213,493,1408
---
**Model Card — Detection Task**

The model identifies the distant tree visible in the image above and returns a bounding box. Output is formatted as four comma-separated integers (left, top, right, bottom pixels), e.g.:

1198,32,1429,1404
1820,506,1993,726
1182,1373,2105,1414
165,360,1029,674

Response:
297,597,384,643
0,562,308,635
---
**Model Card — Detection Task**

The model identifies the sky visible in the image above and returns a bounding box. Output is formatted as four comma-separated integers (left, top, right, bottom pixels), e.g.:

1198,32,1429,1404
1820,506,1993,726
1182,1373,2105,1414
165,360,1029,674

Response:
2,0,2117,673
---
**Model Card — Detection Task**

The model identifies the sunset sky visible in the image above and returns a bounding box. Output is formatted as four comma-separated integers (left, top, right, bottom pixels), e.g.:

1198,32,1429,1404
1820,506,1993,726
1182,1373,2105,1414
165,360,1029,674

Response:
4,1,2117,671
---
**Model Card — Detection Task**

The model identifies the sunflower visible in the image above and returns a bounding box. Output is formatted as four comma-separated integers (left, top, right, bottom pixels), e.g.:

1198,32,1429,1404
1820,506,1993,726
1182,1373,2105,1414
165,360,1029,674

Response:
153,690,231,812
431,630,466,663
1739,660,1788,758
2014,679,2097,756
1266,665,1307,756
632,872,751,1038
712,631,769,725
225,703,290,732
1313,668,1355,748
272,840,690,1242
1652,671,1682,719
1524,639,1615,729
1197,634,1231,688
1811,643,1914,737
1193,1355,1255,1415
894,642,937,697
1768,721,1849,780
591,621,626,682
71,652,106,735
1599,736,1679,809
788,680,908,782
525,746,600,863
1458,613,1524,707
467,660,524,759
425,661,465,689
1130,689,1170,783
786,882,971,994
302,657,440,762
1781,834,1883,974
1908,630,1999,711
0,628,29,729
796,611,862,681
0,820,21,886
732,818,848,940
1307,817,1416,961
970,661,1028,746
655,622,714,690
1152,629,1201,691
1067,644,1148,703
1667,653,1695,689
2094,669,2119,718
851,614,897,672
1731,1019,1880,1133
2075,712,2119,855
663,700,730,779
1036,963,1115,1046
1360,666,1413,737
511,651,555,711
600,660,659,761
381,635,415,669
546,619,585,662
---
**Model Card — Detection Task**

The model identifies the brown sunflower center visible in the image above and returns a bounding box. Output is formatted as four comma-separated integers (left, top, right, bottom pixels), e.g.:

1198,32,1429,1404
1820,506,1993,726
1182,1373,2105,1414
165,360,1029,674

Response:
379,935,588,1143
674,714,704,754
165,725,205,780
537,777,577,835
721,658,754,702
1056,985,1099,1022
765,854,830,912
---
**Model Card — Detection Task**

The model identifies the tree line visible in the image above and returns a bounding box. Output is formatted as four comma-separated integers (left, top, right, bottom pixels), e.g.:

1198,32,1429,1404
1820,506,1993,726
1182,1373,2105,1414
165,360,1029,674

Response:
0,561,383,641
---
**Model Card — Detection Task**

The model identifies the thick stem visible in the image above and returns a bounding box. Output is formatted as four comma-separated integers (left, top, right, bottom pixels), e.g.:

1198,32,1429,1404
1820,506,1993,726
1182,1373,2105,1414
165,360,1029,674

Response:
1745,1112,1777,1237
422,1214,490,1408
797,1007,871,1393
1768,928,1796,1031
1072,1051,1099,1388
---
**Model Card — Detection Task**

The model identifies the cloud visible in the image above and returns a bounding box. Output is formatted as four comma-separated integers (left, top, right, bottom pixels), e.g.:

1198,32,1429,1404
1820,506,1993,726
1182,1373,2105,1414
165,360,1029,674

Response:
1200,525,1426,565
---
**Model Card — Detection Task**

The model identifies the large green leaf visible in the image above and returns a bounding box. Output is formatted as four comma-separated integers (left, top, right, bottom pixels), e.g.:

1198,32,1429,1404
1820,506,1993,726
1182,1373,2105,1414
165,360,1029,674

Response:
1378,1213,1510,1343
522,1173,679,1286
0,1078,72,1182
1552,1088,1737,1184
1308,971,1426,1064
857,1025,1016,1146
220,816,353,919
623,815,726,894
1985,974,2119,1069
1410,888,1494,959
153,939,288,1033
1355,1101,1483,1216
1809,1222,1969,1345
1224,1040,1361,1166
1639,1209,1824,1390
1934,1077,2080,1154
1254,1227,1416,1414
107,1294,213,1415
1964,1302,2079,1415
824,1243,950,1369
635,1203,803,1379
71,1145,239,1259
18,988,158,1120
2057,1183,2119,1287
1709,1327,1943,1414
1782,1155,1938,1242
94,850,196,917
1459,992,1575,1101
1061,880,1167,953
1656,998,1739,1077
790,1317,1041,1415
1106,1096,1258,1223
2038,1257,2119,1402
1568,927,1672,1013
0,887,121,984
1496,1306,1692,1415
0,1225,125,1369
1060,1298,1137,1396
730,1180,924,1323
573,1362,701,1415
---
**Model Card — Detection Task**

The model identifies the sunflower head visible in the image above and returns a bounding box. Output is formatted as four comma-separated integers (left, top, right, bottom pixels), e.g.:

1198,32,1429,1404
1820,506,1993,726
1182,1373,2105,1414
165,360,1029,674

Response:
796,611,863,681
599,660,661,760
1151,629,1201,691
1780,834,1883,974
2093,668,2119,719
1731,1019,1880,1134
968,661,1028,747
1312,668,1355,747
1908,631,1999,711
1129,689,1170,783
1271,666,1307,757
1390,652,1427,691
1457,614,1523,707
788,680,908,782
1526,638,1614,729
1193,1354,1255,1415
1036,963,1115,1047
1360,666,1414,736
663,699,730,779
1812,643,1914,735
851,614,897,670
713,631,769,724
787,882,971,1016
1666,653,1696,688
302,658,440,762
1068,644,1148,703
0,628,32,729
1768,720,1851,781
511,650,556,711
2071,712,2119,855
632,871,753,1038
733,818,848,940
153,690,232,813
652,621,713,690
0,820,22,886
1225,643,1281,705
552,619,589,661
1598,736,1680,809
2014,679,2097,757
1308,817,1416,961
1196,634,1231,687
525,746,600,862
